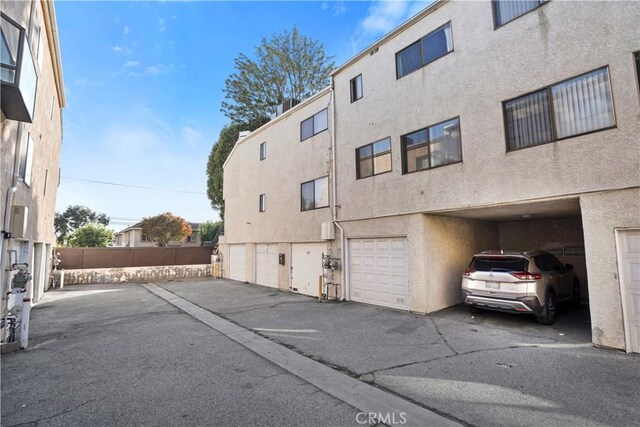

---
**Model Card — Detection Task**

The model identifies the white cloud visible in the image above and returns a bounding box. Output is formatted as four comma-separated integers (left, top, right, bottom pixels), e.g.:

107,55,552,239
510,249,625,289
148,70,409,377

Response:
350,1,432,53
321,1,346,16
110,46,124,53
158,18,166,32
181,127,203,146
123,26,130,35
128,64,174,77
124,60,140,68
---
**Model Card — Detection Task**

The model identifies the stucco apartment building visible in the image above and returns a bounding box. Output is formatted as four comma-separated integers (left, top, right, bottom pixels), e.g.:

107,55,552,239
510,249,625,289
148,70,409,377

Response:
1,0,65,316
219,1,640,352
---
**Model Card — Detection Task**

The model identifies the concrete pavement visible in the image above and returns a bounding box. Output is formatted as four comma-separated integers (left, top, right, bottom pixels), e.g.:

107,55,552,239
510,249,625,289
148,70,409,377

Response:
2,278,639,426
157,278,640,427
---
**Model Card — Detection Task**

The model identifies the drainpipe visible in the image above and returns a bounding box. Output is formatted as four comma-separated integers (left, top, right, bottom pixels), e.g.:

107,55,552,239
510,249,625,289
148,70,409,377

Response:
329,76,348,301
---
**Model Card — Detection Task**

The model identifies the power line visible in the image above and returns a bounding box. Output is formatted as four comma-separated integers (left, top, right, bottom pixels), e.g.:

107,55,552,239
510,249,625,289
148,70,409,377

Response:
61,176,206,195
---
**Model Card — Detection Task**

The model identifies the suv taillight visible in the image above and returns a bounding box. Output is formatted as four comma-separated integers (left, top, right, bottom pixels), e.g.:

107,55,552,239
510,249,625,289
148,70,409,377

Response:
462,269,475,276
510,271,542,280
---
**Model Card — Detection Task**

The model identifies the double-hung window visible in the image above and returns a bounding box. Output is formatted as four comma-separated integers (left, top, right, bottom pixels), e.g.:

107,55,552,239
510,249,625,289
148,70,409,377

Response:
504,67,615,151
300,177,328,211
396,22,452,79
259,141,266,160
402,117,462,174
259,194,266,212
350,74,363,102
300,109,328,141
492,1,545,28
18,129,34,186
356,137,391,179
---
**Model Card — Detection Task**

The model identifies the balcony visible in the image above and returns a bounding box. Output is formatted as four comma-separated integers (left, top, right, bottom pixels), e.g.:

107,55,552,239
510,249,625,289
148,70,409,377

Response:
1,12,37,123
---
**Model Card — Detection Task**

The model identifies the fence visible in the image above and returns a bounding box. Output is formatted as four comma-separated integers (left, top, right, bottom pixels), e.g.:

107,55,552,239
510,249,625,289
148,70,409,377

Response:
56,247,213,270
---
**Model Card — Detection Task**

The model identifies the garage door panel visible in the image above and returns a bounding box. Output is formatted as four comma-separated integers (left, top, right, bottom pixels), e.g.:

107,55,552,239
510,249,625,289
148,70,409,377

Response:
256,244,278,289
349,237,408,310
617,229,640,353
229,245,246,282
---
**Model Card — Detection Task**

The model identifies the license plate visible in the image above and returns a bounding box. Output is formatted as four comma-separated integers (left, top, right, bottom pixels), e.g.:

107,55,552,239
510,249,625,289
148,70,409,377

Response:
486,281,500,290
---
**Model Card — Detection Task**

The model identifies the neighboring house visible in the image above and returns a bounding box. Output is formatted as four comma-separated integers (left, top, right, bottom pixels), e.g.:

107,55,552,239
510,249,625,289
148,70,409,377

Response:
0,0,66,317
220,0,640,353
114,222,201,247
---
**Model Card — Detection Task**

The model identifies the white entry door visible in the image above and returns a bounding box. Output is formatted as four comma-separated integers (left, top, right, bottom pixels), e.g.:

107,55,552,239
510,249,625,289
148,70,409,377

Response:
349,237,408,310
256,244,279,288
291,243,326,297
229,245,246,282
616,229,640,353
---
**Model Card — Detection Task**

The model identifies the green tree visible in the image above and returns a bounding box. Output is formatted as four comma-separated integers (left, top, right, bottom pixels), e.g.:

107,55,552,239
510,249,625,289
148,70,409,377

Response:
55,205,110,245
206,120,266,219
221,26,335,124
199,220,222,245
140,212,192,247
68,223,115,247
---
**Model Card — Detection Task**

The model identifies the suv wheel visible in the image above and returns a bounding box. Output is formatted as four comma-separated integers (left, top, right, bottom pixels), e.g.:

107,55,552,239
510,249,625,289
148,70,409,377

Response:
536,291,556,325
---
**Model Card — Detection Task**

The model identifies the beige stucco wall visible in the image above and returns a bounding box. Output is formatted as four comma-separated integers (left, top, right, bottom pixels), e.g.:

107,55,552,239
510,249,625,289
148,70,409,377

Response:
1,0,65,305
580,188,640,351
499,217,588,299
332,0,640,222
422,215,500,313
223,90,333,244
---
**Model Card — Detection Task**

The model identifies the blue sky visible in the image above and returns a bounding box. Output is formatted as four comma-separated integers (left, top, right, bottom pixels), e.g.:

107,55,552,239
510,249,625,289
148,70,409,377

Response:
55,0,430,230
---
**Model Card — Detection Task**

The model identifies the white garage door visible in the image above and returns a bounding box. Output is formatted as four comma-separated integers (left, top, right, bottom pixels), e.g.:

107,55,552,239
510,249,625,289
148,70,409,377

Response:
291,243,326,297
616,229,640,353
349,237,408,310
256,244,279,288
229,245,246,282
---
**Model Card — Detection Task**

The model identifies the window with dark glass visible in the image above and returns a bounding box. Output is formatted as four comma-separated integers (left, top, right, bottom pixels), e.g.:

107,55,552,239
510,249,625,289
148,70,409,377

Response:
300,109,328,141
260,141,266,160
396,22,452,79
402,117,461,174
504,67,615,151
635,52,640,94
259,194,266,212
300,177,328,211
492,0,544,28
187,233,197,243
356,137,391,179
350,74,363,102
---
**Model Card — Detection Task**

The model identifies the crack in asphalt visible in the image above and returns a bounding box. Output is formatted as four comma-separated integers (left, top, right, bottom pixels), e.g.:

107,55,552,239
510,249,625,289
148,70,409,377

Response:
6,399,96,427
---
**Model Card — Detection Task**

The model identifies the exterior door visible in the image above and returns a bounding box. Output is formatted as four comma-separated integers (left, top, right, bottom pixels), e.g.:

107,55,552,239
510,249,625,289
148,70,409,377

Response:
291,243,326,297
349,237,408,310
229,245,246,282
256,244,278,288
616,229,640,353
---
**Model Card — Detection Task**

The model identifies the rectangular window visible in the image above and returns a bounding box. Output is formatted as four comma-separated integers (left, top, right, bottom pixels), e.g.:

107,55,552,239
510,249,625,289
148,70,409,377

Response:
141,234,150,242
356,137,392,179
43,168,48,196
18,131,34,186
504,67,615,151
187,233,197,243
636,52,640,93
260,141,266,160
402,117,462,174
301,176,329,211
350,74,363,102
259,194,266,212
492,0,544,28
300,109,328,141
396,22,452,79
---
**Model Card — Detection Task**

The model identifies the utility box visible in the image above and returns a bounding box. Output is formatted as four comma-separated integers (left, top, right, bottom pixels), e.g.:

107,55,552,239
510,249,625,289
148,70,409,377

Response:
321,222,335,240
11,205,28,239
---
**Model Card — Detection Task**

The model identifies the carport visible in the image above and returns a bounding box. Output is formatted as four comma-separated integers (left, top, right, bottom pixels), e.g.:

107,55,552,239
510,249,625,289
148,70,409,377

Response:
423,196,591,335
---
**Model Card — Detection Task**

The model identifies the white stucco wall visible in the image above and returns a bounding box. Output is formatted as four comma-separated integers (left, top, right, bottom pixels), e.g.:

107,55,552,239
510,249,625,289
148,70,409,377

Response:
332,0,640,222
580,188,640,350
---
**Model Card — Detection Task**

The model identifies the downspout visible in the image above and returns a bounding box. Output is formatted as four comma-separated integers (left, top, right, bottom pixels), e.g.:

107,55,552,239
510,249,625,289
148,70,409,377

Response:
329,76,347,301
1,125,24,340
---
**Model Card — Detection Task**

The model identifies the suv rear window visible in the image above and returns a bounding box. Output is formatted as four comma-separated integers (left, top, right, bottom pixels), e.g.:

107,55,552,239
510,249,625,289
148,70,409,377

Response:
470,256,528,272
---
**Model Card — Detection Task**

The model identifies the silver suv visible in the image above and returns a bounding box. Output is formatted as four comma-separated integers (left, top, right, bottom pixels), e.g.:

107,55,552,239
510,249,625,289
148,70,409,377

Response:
461,250,580,325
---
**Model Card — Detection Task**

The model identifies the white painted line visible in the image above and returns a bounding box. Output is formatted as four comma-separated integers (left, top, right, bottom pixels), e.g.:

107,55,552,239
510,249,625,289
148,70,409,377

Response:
142,284,462,426
253,328,321,333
